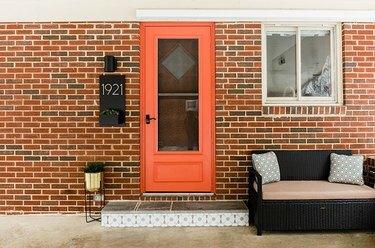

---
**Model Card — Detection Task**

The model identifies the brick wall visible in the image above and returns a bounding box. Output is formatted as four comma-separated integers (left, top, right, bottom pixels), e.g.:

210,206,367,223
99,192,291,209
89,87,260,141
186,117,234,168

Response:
215,22,375,200
1,22,374,213
215,23,262,199
0,22,140,213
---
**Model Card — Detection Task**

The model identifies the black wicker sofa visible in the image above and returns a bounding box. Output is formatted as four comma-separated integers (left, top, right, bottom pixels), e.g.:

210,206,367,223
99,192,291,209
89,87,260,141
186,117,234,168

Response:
249,150,375,235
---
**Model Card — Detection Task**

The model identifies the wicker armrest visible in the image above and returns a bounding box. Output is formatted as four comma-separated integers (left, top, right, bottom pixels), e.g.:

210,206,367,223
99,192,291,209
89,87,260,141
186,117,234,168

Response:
365,170,375,187
249,167,262,198
249,167,263,234
365,157,375,188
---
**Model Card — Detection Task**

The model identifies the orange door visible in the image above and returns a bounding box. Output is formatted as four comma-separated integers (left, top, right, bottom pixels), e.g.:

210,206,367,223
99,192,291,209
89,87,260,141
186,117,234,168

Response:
140,23,215,192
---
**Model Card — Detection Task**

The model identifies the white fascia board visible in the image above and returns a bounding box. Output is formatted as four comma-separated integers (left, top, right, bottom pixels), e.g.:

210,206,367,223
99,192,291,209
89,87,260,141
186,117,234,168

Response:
0,0,375,22
136,9,375,22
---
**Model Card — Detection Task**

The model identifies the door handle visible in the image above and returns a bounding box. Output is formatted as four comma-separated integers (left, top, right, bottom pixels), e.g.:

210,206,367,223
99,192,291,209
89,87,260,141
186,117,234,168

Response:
145,114,156,124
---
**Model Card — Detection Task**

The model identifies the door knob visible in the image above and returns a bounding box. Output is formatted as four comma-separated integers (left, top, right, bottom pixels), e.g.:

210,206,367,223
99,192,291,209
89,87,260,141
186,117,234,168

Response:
145,114,156,124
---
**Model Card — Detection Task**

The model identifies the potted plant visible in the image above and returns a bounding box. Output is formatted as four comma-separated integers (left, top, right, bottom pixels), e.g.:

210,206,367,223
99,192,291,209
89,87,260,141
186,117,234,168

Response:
99,108,123,126
84,162,105,192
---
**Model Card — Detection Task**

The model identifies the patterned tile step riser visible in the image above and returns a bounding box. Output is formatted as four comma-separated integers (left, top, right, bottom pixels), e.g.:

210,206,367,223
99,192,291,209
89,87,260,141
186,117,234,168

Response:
102,212,249,227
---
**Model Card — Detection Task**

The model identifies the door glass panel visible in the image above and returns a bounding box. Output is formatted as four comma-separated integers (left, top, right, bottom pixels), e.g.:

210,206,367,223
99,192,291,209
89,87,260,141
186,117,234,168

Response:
158,39,199,151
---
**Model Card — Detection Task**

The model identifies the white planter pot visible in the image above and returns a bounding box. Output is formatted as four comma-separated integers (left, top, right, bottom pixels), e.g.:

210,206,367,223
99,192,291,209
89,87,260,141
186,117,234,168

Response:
85,172,103,192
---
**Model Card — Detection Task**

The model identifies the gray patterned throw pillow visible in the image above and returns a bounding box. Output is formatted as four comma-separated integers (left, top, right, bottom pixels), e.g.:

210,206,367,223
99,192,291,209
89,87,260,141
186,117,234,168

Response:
252,151,280,184
328,153,364,185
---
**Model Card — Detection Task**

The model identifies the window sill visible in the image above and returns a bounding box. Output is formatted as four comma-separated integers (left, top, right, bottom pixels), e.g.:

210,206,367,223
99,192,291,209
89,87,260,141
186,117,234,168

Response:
263,101,342,107
262,105,346,117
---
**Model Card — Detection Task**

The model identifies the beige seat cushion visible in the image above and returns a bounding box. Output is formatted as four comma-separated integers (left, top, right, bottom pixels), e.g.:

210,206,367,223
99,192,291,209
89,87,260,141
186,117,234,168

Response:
257,180,375,200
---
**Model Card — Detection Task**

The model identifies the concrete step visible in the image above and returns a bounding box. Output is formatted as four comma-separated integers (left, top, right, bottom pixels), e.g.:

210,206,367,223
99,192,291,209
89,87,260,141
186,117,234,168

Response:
101,201,249,227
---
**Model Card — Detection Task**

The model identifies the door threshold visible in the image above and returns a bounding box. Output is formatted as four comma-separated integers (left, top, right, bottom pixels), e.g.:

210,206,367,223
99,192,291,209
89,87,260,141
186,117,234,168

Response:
143,192,214,197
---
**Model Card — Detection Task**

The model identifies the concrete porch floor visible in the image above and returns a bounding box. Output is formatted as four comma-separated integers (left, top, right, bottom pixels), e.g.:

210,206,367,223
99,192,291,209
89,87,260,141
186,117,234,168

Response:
0,215,374,248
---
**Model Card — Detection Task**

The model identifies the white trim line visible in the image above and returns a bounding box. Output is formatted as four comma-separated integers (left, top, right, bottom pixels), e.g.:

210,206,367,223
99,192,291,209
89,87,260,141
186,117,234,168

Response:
137,9,375,22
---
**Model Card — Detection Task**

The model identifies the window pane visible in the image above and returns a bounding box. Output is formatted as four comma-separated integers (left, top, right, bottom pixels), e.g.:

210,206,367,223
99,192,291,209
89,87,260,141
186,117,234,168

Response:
301,30,331,97
158,39,199,151
267,31,296,97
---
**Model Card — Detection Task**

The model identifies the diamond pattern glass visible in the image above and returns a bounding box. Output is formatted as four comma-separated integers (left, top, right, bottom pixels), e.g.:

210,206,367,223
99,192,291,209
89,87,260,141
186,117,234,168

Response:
161,45,196,80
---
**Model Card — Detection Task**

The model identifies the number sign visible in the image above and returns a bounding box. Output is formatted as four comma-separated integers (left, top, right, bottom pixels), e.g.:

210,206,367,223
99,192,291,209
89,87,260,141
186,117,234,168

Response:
99,74,125,126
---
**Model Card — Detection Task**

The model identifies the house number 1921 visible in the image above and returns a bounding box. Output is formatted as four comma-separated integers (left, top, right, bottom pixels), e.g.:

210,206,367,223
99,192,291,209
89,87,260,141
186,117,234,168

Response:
101,83,123,96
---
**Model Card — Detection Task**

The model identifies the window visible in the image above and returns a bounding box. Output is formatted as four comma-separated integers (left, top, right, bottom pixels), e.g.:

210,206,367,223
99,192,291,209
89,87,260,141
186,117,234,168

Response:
262,23,342,105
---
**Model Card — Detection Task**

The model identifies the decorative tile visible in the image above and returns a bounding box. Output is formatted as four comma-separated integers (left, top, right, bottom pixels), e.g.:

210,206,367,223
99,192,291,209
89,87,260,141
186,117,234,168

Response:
110,214,120,227
165,213,179,227
101,201,249,228
122,214,136,227
192,213,207,227
178,213,193,226
151,214,166,227
136,213,151,227
102,212,249,227
221,213,235,226
207,213,221,226
235,213,249,226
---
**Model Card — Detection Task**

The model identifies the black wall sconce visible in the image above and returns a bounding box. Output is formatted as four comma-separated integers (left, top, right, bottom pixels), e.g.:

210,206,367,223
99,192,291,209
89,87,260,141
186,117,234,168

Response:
104,55,117,72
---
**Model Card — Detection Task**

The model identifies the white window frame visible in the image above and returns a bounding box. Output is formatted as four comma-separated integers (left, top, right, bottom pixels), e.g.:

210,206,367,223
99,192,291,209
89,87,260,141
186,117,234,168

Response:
262,22,343,106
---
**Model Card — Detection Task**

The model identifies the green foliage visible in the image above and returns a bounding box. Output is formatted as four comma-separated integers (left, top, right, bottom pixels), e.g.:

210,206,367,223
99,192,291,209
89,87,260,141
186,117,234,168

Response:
84,162,105,173
100,108,120,116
